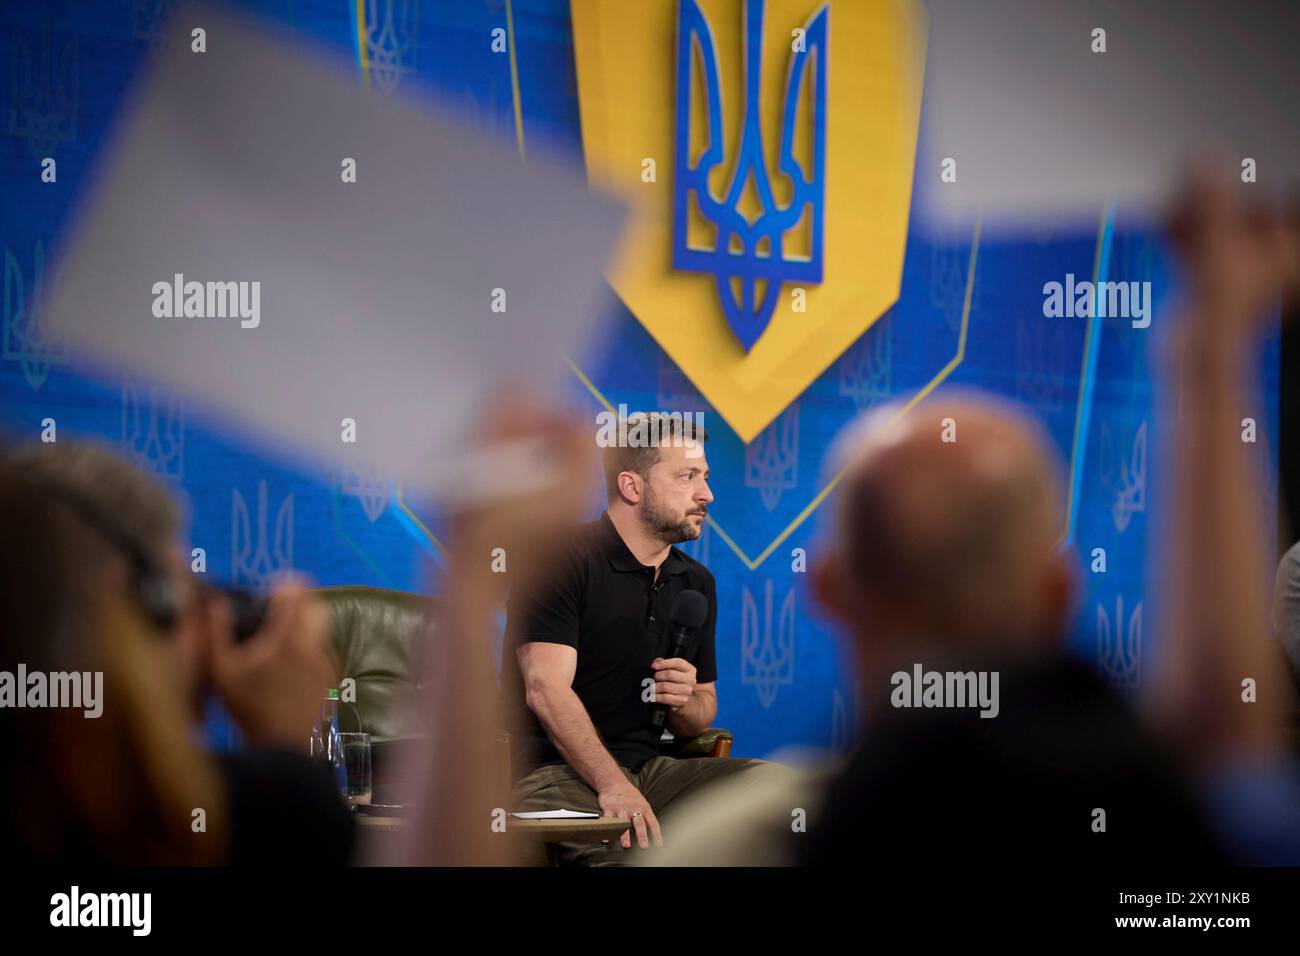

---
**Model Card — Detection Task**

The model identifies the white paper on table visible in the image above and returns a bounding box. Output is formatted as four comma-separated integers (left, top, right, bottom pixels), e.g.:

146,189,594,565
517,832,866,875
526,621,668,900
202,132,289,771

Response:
508,810,601,820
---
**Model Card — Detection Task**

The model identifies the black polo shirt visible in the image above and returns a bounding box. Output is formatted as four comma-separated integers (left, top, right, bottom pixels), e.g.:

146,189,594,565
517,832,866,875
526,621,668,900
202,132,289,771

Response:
501,512,718,777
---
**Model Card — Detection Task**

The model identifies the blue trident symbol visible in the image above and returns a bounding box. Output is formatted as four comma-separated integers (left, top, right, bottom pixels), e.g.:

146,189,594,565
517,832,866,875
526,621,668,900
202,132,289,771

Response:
673,0,828,352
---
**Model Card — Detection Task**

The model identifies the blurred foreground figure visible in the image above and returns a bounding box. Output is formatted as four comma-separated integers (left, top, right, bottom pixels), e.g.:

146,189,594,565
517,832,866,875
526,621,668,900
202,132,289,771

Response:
381,397,598,866
0,467,222,865
798,392,1225,865
1153,171,1300,863
653,391,1223,865
654,172,1300,867
1,413,613,869
1,444,353,865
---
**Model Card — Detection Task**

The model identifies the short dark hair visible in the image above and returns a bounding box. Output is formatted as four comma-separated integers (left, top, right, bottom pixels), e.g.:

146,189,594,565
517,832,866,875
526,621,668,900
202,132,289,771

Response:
603,413,708,501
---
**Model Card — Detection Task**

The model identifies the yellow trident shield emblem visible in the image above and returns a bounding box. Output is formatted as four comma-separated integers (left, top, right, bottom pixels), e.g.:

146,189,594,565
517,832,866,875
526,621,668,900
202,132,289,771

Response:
572,0,926,441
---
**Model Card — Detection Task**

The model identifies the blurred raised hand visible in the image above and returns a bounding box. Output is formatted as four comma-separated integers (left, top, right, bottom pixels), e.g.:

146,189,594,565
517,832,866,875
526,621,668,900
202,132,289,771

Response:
385,393,596,866
1167,167,1300,340
447,393,598,600
1157,169,1300,764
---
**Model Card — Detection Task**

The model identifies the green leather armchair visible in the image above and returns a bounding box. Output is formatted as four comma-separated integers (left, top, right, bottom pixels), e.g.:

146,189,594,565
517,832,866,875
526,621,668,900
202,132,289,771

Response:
316,586,733,798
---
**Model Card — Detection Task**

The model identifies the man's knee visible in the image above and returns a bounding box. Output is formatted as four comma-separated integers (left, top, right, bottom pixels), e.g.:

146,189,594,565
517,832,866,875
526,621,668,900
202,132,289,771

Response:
509,765,610,867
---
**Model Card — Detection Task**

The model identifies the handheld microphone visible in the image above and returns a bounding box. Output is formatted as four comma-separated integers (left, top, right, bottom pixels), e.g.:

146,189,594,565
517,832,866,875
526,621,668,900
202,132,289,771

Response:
650,589,709,729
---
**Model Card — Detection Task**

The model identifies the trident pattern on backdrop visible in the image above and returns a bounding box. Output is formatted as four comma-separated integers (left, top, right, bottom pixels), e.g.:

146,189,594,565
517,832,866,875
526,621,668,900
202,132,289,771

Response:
672,0,828,352
1097,593,1143,696
744,403,799,511
121,384,185,480
1100,420,1148,534
232,481,295,589
342,461,393,523
741,578,796,708
3,241,69,391
838,324,893,411
132,0,179,42
8,25,78,161
363,0,419,97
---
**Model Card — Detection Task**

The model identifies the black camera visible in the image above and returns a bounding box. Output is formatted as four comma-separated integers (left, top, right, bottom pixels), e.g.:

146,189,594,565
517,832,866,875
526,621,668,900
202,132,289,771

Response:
217,585,270,643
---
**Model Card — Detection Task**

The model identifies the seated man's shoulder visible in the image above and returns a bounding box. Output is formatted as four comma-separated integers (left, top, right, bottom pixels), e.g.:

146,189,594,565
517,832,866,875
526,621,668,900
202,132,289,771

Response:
562,516,606,555
559,516,625,569
519,519,604,594
673,548,715,587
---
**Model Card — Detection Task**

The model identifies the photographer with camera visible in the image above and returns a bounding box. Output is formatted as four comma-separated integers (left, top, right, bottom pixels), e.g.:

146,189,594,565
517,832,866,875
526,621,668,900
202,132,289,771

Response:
2,441,353,866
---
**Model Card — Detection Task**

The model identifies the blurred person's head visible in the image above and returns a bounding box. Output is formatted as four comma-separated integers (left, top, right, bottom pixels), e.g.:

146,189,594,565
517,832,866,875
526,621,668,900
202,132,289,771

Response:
5,442,340,755
603,413,711,544
3,442,213,715
0,462,224,864
813,389,1078,688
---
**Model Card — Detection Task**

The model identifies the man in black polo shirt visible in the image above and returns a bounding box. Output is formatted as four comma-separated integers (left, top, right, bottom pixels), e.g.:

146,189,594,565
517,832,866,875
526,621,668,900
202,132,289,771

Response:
502,413,782,865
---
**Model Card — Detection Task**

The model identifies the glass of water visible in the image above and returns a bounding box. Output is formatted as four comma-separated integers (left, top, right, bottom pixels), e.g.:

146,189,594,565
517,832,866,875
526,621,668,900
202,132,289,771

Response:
338,732,372,810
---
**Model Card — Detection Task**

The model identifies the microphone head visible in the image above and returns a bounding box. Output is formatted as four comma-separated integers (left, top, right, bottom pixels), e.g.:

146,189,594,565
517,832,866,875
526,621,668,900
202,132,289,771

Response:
670,589,709,629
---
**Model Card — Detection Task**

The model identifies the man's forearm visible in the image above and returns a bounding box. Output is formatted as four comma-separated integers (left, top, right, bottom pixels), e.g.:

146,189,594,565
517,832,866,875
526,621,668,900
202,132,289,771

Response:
529,686,626,791
666,691,715,738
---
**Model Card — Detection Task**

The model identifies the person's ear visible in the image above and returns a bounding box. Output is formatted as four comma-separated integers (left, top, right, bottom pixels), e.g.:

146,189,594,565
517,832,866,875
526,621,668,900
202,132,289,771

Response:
617,471,642,505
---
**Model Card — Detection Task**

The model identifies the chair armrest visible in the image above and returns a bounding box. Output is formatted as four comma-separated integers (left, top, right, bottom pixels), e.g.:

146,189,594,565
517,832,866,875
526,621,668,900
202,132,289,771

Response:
659,727,734,759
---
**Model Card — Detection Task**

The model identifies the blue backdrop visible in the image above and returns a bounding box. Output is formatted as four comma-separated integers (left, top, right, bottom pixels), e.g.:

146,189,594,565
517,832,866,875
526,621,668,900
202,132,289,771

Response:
0,0,1279,757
